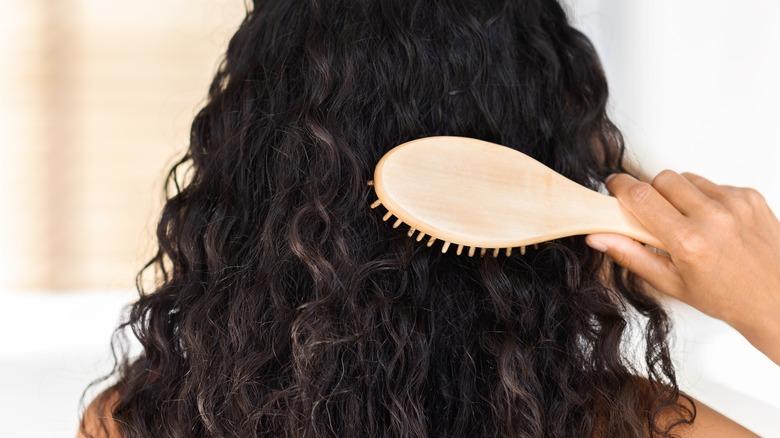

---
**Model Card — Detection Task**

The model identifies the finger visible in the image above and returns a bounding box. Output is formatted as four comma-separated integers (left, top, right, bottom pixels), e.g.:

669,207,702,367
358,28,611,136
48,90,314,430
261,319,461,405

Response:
681,172,760,216
651,170,714,216
586,233,684,298
680,172,725,200
605,174,688,246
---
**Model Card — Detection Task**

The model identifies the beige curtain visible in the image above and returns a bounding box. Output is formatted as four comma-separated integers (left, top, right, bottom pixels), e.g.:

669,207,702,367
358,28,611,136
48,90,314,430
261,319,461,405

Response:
0,0,245,290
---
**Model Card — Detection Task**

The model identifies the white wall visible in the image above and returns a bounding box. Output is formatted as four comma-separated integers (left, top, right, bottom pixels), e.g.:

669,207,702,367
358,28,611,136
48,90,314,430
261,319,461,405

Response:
0,290,137,437
573,1,780,208
571,1,780,435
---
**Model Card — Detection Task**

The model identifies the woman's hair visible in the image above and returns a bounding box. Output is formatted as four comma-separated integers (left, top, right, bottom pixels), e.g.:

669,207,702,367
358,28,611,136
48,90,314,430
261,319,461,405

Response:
82,0,695,436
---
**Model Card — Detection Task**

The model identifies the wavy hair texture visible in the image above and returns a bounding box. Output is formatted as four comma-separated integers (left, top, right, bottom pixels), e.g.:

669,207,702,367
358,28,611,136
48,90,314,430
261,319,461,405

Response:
81,0,695,436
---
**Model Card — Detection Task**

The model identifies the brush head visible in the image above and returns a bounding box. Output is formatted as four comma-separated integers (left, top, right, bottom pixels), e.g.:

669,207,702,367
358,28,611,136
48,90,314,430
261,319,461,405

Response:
368,136,661,256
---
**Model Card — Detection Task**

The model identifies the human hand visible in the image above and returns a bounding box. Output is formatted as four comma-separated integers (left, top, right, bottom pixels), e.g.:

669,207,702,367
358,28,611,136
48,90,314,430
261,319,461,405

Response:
585,171,780,365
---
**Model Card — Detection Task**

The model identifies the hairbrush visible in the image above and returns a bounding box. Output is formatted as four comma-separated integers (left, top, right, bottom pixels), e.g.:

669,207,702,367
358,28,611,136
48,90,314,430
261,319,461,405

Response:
367,136,662,257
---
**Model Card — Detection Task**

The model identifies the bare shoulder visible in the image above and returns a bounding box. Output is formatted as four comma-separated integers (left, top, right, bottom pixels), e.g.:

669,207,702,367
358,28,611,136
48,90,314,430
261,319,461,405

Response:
663,397,759,438
77,388,122,438
625,376,758,437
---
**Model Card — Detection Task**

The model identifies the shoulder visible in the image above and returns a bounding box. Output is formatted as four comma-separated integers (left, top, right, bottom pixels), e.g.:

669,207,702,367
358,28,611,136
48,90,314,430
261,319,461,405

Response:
660,397,759,438
77,388,122,438
624,376,758,437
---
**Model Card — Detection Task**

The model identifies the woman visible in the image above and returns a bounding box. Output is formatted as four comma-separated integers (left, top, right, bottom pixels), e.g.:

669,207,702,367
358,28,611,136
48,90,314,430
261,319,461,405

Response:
79,0,762,436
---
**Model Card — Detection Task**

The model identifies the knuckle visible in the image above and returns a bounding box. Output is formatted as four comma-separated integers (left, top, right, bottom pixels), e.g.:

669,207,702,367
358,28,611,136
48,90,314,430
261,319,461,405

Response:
680,171,703,183
612,250,634,270
627,183,654,206
714,208,738,230
679,171,695,179
652,169,678,188
720,187,759,217
700,197,723,215
728,194,752,215
741,187,765,206
674,227,709,256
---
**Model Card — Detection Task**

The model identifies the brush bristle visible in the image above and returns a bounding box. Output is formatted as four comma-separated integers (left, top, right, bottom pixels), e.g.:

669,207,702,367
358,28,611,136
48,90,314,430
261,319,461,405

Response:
369,187,540,257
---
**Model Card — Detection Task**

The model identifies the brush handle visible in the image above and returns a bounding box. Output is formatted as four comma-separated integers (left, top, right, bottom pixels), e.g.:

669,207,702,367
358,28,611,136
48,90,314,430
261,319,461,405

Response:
374,136,666,253
574,191,665,251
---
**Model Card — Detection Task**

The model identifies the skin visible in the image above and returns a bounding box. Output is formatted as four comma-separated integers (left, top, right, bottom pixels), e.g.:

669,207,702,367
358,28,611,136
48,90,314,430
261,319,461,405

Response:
77,389,120,438
662,399,758,437
584,170,780,437
586,171,780,366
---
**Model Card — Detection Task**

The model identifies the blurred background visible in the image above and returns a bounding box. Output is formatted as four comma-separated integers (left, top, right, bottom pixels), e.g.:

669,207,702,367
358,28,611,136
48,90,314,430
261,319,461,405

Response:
0,0,778,436
0,1,247,435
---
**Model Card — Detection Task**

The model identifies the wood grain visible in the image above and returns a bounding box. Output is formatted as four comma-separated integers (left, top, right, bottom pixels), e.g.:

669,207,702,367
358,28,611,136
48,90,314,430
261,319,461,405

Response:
372,136,663,254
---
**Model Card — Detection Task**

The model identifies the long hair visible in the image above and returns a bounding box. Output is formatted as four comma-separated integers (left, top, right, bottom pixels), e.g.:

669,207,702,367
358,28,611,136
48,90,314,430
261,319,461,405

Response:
81,0,695,436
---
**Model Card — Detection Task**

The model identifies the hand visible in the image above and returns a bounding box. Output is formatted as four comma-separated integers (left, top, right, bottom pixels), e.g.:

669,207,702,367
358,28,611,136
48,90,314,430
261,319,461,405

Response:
585,171,780,365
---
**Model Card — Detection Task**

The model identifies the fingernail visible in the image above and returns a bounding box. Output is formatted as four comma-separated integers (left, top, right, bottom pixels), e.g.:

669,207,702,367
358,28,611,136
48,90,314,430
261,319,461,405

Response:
585,236,608,252
605,173,617,184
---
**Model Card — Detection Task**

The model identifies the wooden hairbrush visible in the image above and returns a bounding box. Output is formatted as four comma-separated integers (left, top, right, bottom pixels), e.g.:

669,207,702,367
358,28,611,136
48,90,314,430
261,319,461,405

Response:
367,136,663,257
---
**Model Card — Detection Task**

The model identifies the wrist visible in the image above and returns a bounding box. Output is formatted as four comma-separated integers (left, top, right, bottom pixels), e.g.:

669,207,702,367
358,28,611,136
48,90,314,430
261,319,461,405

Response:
730,299,780,366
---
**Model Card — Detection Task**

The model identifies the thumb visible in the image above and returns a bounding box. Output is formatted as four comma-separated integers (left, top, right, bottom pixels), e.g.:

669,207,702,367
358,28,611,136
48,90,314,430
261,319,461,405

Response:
585,233,683,299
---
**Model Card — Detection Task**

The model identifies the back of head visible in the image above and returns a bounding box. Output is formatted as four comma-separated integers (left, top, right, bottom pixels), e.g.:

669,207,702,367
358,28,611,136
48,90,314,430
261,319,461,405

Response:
84,1,694,436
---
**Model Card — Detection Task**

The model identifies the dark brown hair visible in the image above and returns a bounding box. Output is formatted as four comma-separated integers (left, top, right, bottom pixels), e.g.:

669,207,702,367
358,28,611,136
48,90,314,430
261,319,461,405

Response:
82,0,694,436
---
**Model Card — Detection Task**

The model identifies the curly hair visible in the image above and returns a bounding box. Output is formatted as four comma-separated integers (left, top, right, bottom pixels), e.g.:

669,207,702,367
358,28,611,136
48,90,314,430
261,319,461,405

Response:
81,0,695,436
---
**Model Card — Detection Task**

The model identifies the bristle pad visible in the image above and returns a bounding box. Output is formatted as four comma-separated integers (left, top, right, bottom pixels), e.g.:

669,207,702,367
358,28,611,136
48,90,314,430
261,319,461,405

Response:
468,247,475,257
480,248,487,257
492,248,499,257
407,227,416,237
367,180,374,186
382,211,392,221
505,248,511,256
457,244,463,255
427,236,436,247
392,218,403,228
520,246,526,255
416,232,425,242
370,200,382,209
441,241,451,253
